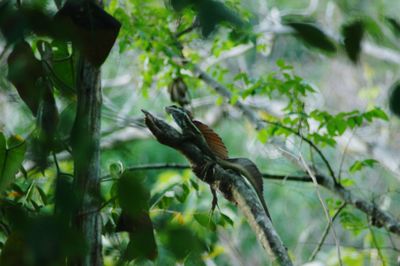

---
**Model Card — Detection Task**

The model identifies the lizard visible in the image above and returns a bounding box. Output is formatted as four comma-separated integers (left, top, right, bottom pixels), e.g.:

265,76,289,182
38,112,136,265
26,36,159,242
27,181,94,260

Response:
164,105,272,221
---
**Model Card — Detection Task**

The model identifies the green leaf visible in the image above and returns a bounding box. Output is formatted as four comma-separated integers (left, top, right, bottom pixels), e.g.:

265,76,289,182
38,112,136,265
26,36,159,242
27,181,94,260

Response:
117,171,150,219
174,183,190,203
197,1,244,37
0,134,26,193
50,40,76,97
342,20,364,63
340,210,364,235
229,94,239,105
36,186,47,205
335,118,347,135
286,22,337,53
194,213,216,231
386,17,400,37
276,59,293,70
389,81,400,118
215,96,224,106
219,213,234,227
341,178,355,187
121,212,158,261
257,128,269,143
349,159,378,173
189,179,199,191
7,41,43,115
364,107,389,121
32,82,59,170
57,102,76,142
163,226,203,260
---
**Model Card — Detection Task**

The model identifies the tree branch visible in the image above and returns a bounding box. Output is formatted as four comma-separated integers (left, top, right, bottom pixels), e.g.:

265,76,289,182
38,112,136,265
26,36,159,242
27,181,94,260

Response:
101,162,323,183
179,58,400,237
142,110,293,265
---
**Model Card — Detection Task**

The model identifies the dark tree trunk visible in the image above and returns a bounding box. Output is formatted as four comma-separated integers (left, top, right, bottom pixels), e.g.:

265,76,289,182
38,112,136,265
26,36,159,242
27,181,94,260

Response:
70,56,103,266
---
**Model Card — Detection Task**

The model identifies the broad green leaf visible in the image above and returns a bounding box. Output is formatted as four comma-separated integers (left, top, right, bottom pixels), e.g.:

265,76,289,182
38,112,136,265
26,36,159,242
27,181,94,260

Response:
219,213,234,227
117,171,149,219
386,17,400,37
121,212,158,261
389,81,400,118
340,210,364,235
286,22,337,53
194,213,216,231
349,159,378,173
57,102,76,142
342,20,364,63
163,226,204,260
7,41,43,115
197,1,244,37
50,40,75,97
257,128,269,143
0,134,26,193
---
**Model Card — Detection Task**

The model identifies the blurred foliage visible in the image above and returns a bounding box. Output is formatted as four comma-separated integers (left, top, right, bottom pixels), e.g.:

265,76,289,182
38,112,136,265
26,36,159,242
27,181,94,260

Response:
0,0,400,265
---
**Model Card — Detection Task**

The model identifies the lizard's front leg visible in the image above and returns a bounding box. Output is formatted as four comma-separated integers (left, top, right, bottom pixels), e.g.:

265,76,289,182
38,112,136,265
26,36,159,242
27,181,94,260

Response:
196,161,220,214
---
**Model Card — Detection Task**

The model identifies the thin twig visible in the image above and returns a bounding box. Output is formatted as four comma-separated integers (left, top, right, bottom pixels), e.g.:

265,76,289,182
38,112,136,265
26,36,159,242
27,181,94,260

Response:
337,129,356,182
368,225,387,266
263,119,338,185
309,203,346,261
53,152,60,175
298,154,343,266
175,19,199,39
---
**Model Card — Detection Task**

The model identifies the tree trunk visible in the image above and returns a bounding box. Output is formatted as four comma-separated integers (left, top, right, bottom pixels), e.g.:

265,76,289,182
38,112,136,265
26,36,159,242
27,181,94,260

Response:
70,56,103,266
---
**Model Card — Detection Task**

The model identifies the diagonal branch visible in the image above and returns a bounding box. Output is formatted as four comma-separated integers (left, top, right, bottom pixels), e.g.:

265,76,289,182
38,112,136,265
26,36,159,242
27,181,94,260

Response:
142,110,293,266
179,58,400,237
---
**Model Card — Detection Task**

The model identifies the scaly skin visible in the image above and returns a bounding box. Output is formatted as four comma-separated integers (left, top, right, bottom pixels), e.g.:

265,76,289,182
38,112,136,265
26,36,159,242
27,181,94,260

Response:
165,105,272,221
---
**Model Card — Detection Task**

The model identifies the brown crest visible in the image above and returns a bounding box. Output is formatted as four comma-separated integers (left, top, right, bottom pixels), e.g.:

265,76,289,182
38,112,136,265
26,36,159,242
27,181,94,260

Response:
192,120,229,159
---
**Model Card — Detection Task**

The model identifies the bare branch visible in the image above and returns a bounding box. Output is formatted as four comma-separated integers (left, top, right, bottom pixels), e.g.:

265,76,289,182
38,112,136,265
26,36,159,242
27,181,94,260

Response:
309,203,346,261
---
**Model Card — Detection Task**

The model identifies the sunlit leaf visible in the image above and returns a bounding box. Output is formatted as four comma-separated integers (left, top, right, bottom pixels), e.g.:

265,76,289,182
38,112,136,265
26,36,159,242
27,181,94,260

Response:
194,213,216,231
0,134,26,193
349,159,378,173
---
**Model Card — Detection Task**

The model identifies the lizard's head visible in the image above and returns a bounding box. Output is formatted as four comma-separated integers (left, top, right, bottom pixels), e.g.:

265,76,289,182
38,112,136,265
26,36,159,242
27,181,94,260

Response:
165,105,193,129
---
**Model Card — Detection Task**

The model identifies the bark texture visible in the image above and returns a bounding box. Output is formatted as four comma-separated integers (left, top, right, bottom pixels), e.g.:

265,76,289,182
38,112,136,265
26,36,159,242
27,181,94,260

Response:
70,57,103,266
143,110,293,265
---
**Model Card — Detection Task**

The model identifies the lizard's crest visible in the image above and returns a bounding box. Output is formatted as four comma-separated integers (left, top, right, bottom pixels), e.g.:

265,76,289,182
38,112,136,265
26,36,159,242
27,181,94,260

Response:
192,120,229,159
